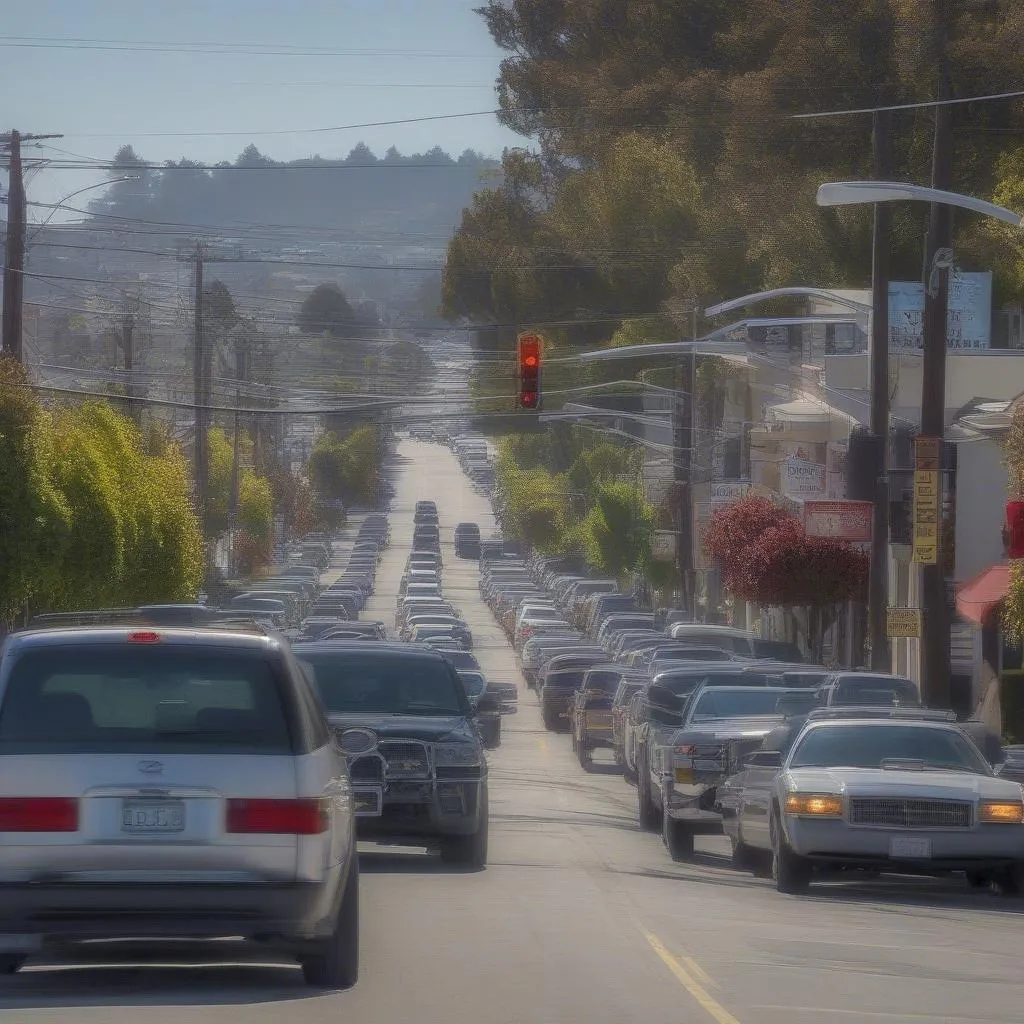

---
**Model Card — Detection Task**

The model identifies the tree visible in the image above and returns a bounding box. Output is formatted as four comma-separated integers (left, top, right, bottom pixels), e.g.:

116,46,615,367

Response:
308,426,383,509
298,284,361,338
579,480,656,581
705,495,868,658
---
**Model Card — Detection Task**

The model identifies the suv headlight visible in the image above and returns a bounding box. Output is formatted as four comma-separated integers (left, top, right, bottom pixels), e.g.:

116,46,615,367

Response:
433,742,481,766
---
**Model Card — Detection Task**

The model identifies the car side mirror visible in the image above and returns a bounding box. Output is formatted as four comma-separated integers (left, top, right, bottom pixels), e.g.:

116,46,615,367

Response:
745,750,783,769
476,691,501,714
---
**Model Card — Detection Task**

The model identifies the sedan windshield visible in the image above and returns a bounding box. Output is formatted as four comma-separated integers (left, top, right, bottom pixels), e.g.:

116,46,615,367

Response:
790,724,991,773
299,653,467,716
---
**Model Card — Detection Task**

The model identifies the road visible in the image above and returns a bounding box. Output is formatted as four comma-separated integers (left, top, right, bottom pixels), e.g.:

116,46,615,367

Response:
5,437,1024,1023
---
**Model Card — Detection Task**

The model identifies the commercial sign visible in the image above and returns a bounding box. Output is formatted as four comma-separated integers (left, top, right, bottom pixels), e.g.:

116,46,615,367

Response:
710,482,752,506
804,500,873,542
652,530,676,563
886,608,922,639
889,271,992,351
912,436,941,564
781,457,826,498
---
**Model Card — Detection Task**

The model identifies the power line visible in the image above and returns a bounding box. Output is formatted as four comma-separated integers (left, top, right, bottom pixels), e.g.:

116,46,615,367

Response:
793,88,1024,120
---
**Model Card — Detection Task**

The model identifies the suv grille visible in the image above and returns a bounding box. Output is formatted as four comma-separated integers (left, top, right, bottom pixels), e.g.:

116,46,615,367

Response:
379,740,429,776
349,755,384,782
848,797,972,829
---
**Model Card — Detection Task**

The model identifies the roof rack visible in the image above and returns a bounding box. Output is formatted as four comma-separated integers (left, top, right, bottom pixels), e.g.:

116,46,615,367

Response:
805,707,958,722
24,609,277,637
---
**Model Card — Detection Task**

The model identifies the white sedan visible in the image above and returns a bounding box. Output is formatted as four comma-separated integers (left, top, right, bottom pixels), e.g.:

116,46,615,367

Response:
720,711,1024,895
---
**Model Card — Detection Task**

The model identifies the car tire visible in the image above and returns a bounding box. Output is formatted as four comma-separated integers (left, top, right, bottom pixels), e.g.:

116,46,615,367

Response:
729,831,757,871
771,809,811,895
995,863,1024,897
966,870,992,890
542,707,562,732
637,749,660,831
0,956,25,975
664,817,694,861
440,791,489,870
299,855,359,989
577,741,593,771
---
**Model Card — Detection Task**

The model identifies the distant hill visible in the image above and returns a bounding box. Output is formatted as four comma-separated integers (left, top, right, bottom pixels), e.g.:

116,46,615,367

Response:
86,143,503,239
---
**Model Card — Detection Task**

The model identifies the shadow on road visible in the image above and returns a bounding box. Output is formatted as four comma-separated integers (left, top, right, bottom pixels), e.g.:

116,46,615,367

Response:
0,955,320,1008
358,849,483,875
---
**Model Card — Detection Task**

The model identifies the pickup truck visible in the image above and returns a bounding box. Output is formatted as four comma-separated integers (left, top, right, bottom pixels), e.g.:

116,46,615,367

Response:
641,683,818,862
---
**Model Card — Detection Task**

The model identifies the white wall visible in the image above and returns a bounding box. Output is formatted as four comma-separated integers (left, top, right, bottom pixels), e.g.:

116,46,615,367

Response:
953,434,1008,583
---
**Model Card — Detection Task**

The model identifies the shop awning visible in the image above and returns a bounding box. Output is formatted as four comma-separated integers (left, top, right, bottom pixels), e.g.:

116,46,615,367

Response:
956,563,1011,627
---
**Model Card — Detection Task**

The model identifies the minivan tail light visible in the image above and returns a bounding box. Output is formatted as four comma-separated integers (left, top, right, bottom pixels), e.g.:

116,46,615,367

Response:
0,797,78,832
226,798,329,835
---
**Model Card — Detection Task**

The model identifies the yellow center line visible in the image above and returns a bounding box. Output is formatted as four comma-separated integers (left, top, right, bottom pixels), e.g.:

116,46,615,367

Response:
643,931,741,1024
535,736,549,757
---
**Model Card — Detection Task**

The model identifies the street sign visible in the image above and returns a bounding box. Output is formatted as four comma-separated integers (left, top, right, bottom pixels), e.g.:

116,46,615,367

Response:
886,608,922,638
912,436,940,564
652,530,676,562
804,500,873,542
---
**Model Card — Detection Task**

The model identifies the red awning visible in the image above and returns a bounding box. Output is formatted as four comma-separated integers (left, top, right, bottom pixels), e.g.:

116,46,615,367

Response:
956,563,1011,627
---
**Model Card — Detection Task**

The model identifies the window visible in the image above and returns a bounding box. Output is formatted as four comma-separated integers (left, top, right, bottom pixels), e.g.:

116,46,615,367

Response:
301,653,467,716
790,725,990,774
0,647,292,754
690,688,787,720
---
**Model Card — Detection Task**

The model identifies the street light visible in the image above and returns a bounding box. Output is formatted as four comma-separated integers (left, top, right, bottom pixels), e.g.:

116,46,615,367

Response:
704,287,872,319
816,181,1022,227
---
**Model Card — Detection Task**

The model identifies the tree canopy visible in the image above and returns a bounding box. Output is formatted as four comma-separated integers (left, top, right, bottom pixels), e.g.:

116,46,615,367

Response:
298,284,362,338
443,1,1024,346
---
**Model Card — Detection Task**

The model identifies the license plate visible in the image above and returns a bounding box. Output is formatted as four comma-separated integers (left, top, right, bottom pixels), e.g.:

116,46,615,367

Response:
890,836,931,859
674,768,694,784
353,788,383,817
121,800,185,834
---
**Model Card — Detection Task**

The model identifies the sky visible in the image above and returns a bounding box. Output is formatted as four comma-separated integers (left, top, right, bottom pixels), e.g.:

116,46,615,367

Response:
0,0,523,218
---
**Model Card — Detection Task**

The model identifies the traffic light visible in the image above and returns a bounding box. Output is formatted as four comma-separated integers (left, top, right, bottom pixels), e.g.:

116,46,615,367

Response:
517,332,542,409
1007,500,1024,559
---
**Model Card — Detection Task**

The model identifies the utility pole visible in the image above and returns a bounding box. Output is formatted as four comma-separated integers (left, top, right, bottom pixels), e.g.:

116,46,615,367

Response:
868,108,894,670
120,291,137,422
1,130,62,362
919,41,954,708
192,243,210,579
675,316,697,618
228,342,246,577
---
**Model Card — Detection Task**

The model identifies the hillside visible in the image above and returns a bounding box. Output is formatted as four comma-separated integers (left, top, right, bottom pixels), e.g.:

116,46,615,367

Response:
86,143,502,240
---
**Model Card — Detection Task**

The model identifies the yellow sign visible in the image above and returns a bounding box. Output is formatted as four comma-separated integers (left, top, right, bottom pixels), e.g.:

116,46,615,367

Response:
887,608,922,638
912,468,940,564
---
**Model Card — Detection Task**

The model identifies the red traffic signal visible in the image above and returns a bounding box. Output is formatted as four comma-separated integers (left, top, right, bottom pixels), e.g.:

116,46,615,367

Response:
1007,500,1024,559
517,333,542,410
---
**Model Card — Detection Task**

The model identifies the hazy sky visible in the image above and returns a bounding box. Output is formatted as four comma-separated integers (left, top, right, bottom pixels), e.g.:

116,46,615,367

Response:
1,0,522,216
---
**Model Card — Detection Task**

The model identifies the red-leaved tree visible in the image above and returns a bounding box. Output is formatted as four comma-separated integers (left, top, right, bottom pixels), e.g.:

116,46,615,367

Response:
704,495,869,659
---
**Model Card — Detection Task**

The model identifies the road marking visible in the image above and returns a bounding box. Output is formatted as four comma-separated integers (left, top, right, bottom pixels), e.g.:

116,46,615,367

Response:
680,952,718,989
644,931,740,1024
752,1007,982,1021
536,736,549,757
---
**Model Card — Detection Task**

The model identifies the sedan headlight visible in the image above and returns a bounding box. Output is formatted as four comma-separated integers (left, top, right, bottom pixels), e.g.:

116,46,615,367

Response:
433,743,481,767
979,800,1024,823
785,793,843,817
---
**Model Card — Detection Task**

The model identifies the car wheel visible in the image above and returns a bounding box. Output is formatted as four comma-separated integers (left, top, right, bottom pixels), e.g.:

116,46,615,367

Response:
664,817,694,861
299,856,359,989
577,741,593,771
440,791,489,870
966,870,992,890
622,750,637,784
995,862,1024,897
729,830,756,871
542,707,561,732
637,750,660,831
0,956,25,975
771,809,811,895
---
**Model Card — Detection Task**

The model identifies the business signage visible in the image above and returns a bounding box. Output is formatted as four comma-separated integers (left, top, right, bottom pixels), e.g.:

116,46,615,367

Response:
652,530,676,562
782,458,826,498
889,271,992,351
912,437,941,564
804,500,873,542
886,608,922,639
710,482,752,506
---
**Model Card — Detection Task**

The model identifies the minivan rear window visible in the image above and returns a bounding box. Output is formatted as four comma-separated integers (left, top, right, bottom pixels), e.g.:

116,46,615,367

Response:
0,647,293,754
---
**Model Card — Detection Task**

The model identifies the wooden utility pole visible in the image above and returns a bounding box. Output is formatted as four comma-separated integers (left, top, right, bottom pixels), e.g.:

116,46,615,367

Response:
919,45,955,708
675,319,697,618
192,244,210,562
120,291,137,421
868,108,894,670
1,130,62,362
228,342,247,576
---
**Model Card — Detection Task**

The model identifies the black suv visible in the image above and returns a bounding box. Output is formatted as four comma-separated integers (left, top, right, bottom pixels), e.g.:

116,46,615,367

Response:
294,641,494,868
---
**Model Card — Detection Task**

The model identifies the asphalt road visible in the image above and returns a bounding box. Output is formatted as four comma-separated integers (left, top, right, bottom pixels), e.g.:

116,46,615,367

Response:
5,437,1024,1023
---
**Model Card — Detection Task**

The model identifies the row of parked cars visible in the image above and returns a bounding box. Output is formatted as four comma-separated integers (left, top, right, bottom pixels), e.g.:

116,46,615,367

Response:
480,551,1024,897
